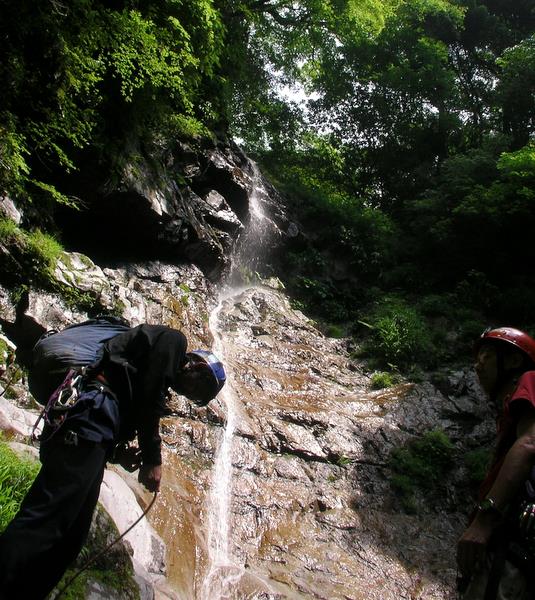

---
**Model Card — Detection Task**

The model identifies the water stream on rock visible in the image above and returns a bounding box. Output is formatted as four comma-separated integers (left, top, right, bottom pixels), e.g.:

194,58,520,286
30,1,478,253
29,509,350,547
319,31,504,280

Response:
201,164,278,599
199,298,240,599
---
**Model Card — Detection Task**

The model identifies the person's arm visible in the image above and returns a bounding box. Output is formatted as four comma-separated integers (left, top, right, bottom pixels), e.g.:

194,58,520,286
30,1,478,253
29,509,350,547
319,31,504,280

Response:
457,407,535,576
137,413,162,492
111,325,186,492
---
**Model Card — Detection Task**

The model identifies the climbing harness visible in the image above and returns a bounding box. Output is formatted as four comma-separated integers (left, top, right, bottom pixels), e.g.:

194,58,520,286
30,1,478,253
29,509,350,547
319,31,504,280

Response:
52,491,159,600
31,368,86,444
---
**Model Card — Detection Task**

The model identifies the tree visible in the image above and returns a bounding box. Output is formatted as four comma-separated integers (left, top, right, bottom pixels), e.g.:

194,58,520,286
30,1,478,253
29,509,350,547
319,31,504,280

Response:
0,0,224,202
216,0,395,152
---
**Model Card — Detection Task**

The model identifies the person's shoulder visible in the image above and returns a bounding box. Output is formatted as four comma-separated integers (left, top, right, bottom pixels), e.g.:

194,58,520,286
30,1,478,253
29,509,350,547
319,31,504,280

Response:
510,370,535,405
135,324,187,347
138,324,184,337
518,370,535,386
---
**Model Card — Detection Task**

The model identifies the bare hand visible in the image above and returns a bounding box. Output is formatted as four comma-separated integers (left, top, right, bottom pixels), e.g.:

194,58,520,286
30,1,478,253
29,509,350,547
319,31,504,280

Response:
456,514,496,577
138,463,162,492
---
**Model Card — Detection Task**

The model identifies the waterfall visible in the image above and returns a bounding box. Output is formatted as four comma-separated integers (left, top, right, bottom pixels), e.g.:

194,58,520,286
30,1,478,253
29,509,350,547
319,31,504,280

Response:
199,298,240,599
200,163,276,599
227,163,278,290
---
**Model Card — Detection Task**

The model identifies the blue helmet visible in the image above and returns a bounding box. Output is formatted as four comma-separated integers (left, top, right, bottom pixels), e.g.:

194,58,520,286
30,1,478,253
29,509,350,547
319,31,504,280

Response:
188,350,226,397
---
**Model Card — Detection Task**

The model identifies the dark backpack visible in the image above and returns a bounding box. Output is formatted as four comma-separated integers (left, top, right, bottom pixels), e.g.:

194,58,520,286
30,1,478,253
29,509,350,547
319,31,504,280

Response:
28,316,131,405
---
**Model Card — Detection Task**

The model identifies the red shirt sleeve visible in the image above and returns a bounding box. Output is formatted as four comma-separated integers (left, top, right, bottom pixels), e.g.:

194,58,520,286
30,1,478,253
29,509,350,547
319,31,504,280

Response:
506,371,535,415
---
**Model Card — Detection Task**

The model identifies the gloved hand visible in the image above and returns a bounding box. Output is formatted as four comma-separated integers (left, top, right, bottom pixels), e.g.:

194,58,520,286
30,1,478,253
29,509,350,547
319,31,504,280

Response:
139,463,161,492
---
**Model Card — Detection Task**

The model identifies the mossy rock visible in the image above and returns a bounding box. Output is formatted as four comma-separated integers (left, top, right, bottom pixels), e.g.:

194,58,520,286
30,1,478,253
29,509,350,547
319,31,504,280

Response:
55,504,142,600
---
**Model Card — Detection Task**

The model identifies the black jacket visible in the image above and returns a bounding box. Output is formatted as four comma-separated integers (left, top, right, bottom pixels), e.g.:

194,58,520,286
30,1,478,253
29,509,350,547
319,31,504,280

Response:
101,324,187,465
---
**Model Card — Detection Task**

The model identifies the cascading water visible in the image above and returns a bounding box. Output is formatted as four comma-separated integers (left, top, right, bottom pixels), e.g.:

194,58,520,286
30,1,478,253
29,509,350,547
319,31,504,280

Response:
199,301,240,600
200,163,278,600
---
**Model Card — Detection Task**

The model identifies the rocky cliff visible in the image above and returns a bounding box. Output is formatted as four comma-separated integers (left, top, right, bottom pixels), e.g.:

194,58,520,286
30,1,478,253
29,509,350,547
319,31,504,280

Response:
0,139,492,599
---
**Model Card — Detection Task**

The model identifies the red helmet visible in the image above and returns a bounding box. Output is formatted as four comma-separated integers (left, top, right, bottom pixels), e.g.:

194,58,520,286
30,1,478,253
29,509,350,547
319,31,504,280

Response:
476,327,535,364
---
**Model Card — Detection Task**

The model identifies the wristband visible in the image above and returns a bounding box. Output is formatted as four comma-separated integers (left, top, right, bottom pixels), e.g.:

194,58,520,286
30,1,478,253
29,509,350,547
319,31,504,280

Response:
477,496,503,516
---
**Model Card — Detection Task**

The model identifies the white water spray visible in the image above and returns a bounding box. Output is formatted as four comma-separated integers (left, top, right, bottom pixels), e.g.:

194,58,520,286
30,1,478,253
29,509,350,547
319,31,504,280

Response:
199,297,240,599
200,164,277,599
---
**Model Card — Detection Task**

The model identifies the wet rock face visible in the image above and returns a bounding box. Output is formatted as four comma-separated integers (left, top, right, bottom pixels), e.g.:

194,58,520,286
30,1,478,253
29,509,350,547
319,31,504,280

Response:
156,284,489,600
0,255,490,600
0,259,216,369
55,141,288,280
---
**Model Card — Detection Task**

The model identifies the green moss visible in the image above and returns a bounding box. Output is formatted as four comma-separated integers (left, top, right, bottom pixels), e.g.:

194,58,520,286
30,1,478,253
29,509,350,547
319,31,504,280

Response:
370,371,397,389
54,568,91,600
0,219,64,288
178,283,192,306
91,567,140,598
56,566,140,600
336,455,353,467
324,323,346,338
465,448,491,486
59,285,102,313
26,229,64,270
389,429,456,513
0,338,8,361
59,251,94,272
55,504,140,599
0,217,20,241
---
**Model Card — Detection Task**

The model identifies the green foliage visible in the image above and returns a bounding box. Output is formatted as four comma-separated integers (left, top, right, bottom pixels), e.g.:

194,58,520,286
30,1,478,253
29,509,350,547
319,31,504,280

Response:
336,455,353,467
236,0,535,349
464,448,491,486
370,371,398,389
390,473,418,513
223,0,398,151
1,0,535,374
497,36,535,146
363,298,437,369
0,0,225,201
240,1,535,371
291,276,351,323
0,217,19,241
323,323,346,339
498,144,535,182
389,429,456,513
26,230,64,271
0,218,107,314
167,114,211,140
0,441,39,534
29,180,78,209
0,122,29,194
0,218,64,281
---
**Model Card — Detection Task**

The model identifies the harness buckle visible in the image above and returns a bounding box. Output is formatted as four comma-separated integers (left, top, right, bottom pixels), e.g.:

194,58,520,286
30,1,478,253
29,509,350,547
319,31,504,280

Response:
64,430,79,446
56,385,79,409
51,370,82,411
